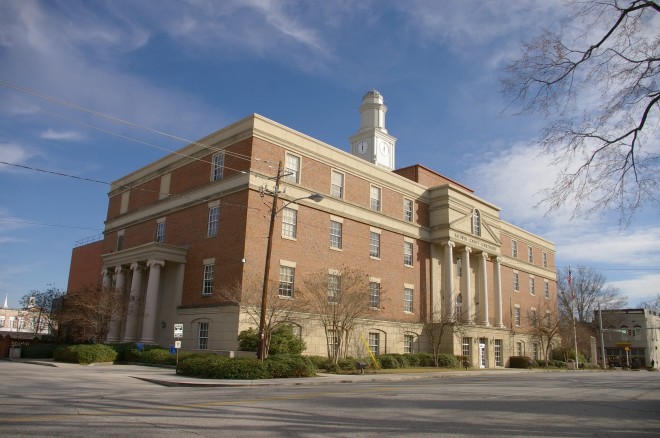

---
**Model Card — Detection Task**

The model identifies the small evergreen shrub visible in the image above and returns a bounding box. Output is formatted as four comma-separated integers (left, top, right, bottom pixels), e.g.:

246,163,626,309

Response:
237,325,306,354
436,353,460,368
404,354,421,367
509,356,533,368
177,355,270,379
337,357,358,371
266,354,316,378
414,353,436,367
307,355,331,370
54,344,118,364
378,355,400,369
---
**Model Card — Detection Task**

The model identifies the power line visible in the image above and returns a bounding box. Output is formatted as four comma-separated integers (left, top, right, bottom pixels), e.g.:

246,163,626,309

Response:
0,79,270,165
0,219,102,231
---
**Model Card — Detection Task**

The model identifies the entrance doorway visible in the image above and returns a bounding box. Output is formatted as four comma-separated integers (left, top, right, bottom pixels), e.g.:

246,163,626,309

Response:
479,342,487,368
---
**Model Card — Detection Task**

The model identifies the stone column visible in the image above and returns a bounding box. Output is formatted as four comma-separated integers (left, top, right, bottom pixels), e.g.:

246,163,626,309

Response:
479,252,490,327
494,256,504,328
101,269,112,289
123,263,144,342
140,260,164,344
462,246,473,324
106,266,127,342
443,241,455,320
430,244,441,318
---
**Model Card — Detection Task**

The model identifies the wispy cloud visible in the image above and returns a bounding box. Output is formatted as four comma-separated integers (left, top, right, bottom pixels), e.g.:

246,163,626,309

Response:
608,273,660,306
0,143,33,169
40,129,86,141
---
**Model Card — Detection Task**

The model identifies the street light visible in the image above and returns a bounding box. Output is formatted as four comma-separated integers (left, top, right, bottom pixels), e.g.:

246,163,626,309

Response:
257,161,323,360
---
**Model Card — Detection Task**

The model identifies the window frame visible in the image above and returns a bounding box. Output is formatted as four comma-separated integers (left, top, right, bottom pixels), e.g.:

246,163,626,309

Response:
542,251,548,268
278,265,295,298
198,322,209,350
369,332,380,356
462,337,471,358
512,240,518,258
494,339,503,367
370,185,382,212
528,246,534,263
369,231,381,259
529,276,535,296
328,273,340,303
514,305,521,326
404,287,413,313
472,209,481,236
544,280,550,299
208,205,220,237
281,207,297,239
403,241,414,267
202,263,215,296
403,198,414,222
513,272,519,292
211,151,225,181
156,220,165,243
329,220,342,249
284,153,301,184
369,281,381,309
331,170,344,199
404,334,414,354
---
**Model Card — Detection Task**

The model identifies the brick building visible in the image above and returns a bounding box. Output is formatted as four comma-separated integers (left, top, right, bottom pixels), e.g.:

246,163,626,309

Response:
67,90,557,367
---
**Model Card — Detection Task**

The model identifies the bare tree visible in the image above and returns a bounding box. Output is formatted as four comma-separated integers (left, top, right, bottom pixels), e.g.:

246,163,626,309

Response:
216,276,302,359
58,285,124,342
20,286,64,336
423,307,470,367
299,267,372,364
525,300,562,361
557,266,627,323
639,292,660,310
502,0,659,224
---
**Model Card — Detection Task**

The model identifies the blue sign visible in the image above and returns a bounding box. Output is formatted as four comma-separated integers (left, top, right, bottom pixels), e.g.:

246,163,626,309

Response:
169,345,176,355
136,343,144,351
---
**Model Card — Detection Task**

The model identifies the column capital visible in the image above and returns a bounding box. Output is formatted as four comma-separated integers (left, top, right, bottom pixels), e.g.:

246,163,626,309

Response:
442,240,455,248
130,262,145,272
495,256,502,264
147,259,165,269
480,252,489,260
114,265,127,274
463,246,472,254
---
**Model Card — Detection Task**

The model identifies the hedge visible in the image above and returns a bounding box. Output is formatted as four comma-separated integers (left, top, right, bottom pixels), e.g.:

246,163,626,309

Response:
509,356,534,369
21,343,59,359
54,344,118,364
265,354,316,378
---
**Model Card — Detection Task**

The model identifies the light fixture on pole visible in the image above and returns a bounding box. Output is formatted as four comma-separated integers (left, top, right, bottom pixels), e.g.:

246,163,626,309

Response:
257,161,323,360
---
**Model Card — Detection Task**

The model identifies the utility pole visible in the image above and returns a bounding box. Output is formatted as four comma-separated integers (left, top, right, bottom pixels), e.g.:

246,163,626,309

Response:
257,161,282,361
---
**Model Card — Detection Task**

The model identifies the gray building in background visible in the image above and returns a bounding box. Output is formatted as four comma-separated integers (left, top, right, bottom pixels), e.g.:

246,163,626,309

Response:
598,308,660,369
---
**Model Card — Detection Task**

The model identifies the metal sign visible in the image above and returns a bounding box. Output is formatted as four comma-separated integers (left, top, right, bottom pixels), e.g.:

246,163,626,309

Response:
174,340,181,349
174,323,183,338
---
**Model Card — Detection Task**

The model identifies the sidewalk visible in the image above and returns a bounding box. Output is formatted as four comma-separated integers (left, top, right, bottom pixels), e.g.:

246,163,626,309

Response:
9,358,542,388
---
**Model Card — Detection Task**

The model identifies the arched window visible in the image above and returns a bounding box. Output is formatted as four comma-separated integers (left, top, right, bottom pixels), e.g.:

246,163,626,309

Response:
456,293,463,320
472,209,481,236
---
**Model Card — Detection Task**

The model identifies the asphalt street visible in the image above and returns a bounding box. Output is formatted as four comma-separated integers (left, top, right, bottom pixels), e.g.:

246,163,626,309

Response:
1,360,659,437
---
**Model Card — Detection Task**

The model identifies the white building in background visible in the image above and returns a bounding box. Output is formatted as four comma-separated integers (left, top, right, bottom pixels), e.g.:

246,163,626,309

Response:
599,308,660,368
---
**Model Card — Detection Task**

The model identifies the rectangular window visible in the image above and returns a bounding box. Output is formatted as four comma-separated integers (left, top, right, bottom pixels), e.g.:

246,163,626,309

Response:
331,170,344,198
529,277,535,295
542,252,548,268
532,343,540,360
530,309,538,326
404,287,413,313
368,332,380,356
284,153,300,183
403,198,414,222
212,151,225,181
516,341,523,356
329,220,342,249
528,246,534,263
0,316,4,327
156,221,165,242
404,335,414,354
116,233,124,251
513,272,519,291
512,240,518,258
208,205,219,237
281,207,297,239
370,231,380,258
279,266,295,298
198,322,209,350
328,273,340,303
369,282,380,308
370,186,381,211
544,281,550,299
462,337,471,358
403,241,413,266
514,306,521,326
328,330,339,357
457,257,463,277
202,263,214,295
495,340,503,366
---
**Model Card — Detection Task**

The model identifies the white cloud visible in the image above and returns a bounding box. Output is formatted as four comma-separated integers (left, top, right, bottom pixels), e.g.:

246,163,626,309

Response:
0,143,33,169
40,129,86,141
607,274,660,307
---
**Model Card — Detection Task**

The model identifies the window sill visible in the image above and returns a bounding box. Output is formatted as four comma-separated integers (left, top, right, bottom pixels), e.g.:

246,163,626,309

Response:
281,235,297,241
370,256,381,260
329,246,342,252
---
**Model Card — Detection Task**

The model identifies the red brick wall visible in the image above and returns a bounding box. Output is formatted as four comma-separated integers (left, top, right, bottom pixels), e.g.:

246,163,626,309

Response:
67,240,104,292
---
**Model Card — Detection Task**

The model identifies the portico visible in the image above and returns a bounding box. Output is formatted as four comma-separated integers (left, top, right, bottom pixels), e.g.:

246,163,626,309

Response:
102,242,187,344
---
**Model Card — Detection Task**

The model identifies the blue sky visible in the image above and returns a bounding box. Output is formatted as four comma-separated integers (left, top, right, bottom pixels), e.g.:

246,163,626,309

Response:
1,0,658,309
